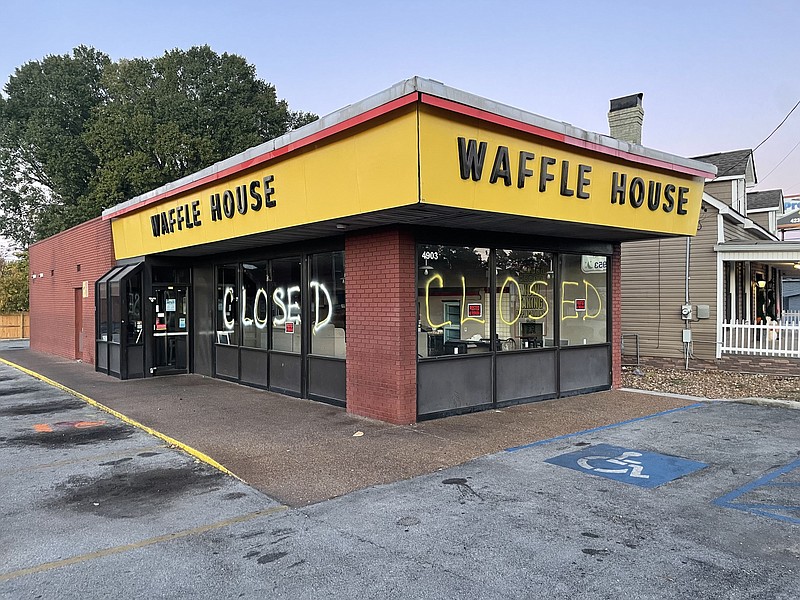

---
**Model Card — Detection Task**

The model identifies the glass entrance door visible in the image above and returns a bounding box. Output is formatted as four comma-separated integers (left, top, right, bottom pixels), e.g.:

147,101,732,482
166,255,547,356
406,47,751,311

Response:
152,286,188,373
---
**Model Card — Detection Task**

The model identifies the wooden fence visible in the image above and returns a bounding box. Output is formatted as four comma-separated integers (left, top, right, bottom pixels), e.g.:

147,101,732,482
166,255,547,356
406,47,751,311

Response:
0,312,30,339
721,319,800,358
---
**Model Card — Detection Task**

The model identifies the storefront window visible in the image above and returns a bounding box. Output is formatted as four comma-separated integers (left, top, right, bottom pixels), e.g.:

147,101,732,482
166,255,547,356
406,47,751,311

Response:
496,250,554,350
560,254,608,345
271,257,302,353
110,281,121,343
217,265,238,345
98,283,108,341
310,251,346,358
417,245,490,357
126,272,143,345
241,262,269,349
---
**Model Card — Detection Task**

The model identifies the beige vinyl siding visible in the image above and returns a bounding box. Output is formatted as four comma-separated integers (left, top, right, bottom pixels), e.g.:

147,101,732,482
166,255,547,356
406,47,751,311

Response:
705,181,733,206
723,220,764,242
621,208,719,362
748,211,771,232
723,220,747,241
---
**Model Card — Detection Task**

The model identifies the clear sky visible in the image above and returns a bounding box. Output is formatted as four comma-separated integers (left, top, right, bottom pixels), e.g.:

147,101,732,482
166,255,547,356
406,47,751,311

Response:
1,0,799,195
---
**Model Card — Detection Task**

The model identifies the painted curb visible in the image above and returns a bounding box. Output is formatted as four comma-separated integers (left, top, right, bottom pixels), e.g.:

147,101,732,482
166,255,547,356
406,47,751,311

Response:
620,387,800,410
0,357,244,481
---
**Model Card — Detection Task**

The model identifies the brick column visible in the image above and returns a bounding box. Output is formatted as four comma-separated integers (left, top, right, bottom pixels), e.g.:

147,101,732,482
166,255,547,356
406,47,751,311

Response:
345,228,417,424
611,243,622,388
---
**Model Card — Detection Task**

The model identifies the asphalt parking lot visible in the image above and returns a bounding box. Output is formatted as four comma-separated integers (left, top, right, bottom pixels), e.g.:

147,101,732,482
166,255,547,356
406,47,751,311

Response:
1,360,798,599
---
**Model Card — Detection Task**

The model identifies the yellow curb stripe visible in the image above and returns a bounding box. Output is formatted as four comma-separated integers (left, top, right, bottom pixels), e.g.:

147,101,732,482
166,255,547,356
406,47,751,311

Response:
0,505,288,582
0,357,241,481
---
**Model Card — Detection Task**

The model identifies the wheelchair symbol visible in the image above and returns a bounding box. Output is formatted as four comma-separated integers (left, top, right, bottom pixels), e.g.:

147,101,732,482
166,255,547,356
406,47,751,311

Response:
576,451,650,479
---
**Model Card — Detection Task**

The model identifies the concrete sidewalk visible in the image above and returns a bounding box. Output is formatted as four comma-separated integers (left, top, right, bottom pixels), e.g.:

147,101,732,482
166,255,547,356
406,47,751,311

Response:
0,347,694,506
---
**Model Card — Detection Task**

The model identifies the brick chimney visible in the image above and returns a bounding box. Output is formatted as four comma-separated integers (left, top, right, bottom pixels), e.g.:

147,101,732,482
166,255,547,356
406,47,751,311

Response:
608,93,644,145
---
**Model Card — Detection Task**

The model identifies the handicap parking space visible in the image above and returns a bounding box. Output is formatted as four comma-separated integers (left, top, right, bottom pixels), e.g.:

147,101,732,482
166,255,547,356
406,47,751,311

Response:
544,442,708,488
714,458,800,525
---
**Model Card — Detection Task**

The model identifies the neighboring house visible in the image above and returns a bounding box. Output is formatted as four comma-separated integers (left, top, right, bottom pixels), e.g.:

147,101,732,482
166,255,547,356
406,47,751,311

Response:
620,144,800,373
746,189,783,233
784,279,800,313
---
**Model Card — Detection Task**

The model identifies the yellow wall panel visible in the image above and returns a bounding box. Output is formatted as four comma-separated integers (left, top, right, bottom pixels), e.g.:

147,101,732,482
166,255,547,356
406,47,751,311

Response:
112,109,420,259
418,108,704,237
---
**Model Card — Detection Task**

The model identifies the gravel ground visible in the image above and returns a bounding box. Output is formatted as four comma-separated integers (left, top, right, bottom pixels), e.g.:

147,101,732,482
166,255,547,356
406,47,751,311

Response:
622,366,800,402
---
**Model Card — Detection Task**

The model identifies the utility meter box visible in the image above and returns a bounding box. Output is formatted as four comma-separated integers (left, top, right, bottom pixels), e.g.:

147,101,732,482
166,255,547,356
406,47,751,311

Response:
682,329,692,343
681,304,692,320
696,305,710,319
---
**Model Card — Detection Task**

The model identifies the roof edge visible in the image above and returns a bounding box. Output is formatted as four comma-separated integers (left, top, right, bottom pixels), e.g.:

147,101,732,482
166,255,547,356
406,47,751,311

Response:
103,76,718,220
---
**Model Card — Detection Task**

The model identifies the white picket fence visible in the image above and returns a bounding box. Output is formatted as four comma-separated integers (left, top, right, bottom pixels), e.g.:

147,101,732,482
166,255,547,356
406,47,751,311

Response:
721,319,800,358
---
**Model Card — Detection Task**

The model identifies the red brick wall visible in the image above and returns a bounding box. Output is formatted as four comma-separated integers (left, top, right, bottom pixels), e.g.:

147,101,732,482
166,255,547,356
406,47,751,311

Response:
611,243,622,388
29,217,115,364
345,229,417,424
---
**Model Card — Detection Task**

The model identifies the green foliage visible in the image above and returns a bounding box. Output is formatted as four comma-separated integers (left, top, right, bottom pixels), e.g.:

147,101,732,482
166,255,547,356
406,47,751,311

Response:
0,45,318,247
0,253,29,312
0,46,108,245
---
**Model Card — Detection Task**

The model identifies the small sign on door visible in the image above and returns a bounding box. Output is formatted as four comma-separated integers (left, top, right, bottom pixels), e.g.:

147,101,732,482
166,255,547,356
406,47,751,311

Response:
285,322,295,333
165,298,176,312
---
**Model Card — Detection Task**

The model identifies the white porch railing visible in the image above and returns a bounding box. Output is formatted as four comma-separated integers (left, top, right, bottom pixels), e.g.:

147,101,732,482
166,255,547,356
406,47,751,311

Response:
721,320,800,358
781,311,800,326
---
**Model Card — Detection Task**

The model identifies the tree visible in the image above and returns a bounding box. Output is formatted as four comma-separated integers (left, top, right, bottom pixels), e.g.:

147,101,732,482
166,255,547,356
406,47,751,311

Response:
0,46,108,245
0,45,318,247
0,253,29,312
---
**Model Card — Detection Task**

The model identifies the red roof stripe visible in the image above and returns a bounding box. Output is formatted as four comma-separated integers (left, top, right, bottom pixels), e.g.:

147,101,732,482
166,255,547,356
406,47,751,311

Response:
104,93,420,220
419,93,714,179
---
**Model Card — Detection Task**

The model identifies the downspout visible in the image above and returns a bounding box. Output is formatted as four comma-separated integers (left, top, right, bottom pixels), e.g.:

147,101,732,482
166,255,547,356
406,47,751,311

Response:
685,237,691,370
715,212,725,360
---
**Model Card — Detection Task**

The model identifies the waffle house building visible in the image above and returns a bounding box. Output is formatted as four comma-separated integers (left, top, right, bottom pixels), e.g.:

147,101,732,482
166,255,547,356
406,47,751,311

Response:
30,78,716,423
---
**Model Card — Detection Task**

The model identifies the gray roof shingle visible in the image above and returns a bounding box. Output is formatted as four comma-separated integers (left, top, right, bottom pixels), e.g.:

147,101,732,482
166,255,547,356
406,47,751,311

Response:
692,149,752,178
747,189,783,210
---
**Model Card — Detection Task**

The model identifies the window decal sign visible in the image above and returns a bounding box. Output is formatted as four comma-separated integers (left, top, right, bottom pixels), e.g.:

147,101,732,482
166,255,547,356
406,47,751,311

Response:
467,303,483,318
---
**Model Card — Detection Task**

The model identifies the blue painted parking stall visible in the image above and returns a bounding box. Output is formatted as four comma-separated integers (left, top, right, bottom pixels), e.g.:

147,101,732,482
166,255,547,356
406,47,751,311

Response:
714,458,800,525
544,443,708,488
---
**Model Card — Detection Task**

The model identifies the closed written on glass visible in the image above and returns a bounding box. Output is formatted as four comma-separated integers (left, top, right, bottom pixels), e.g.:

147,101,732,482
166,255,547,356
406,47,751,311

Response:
241,262,269,349
560,254,607,345
271,257,302,353
217,265,238,345
417,245,490,357
417,245,610,357
310,251,346,358
495,250,554,350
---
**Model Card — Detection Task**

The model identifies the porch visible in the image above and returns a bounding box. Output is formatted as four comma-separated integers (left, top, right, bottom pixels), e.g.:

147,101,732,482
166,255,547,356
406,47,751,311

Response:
720,315,800,358
716,242,800,361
